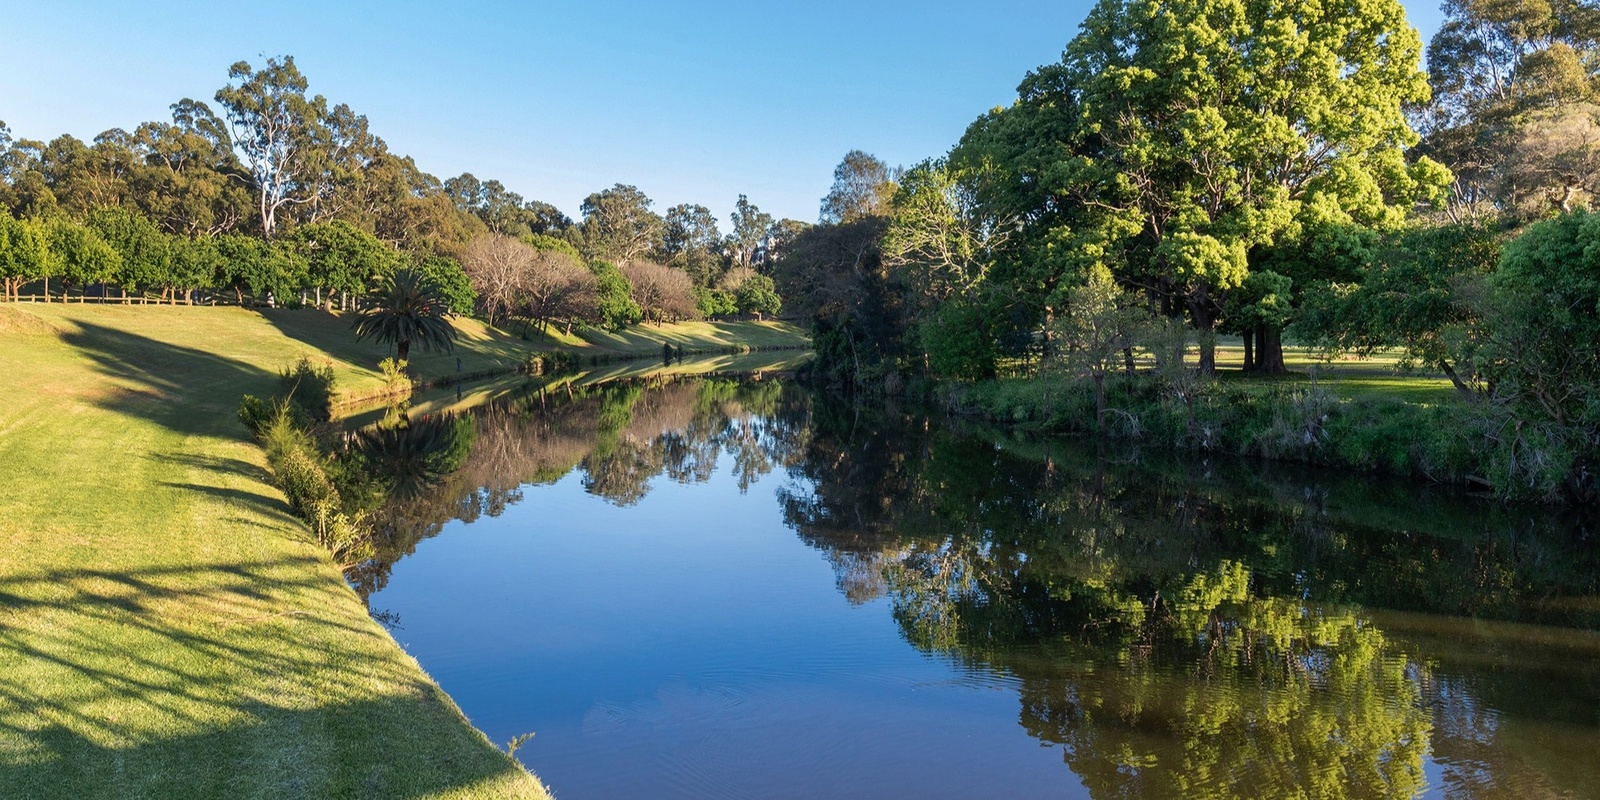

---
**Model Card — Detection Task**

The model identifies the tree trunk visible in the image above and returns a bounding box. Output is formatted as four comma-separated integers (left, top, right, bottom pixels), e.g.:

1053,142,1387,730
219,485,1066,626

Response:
42,276,49,303
1440,360,1477,399
1189,287,1218,375
397,339,411,362
1242,329,1255,372
1123,347,1136,375
1255,326,1287,375
1093,372,1106,431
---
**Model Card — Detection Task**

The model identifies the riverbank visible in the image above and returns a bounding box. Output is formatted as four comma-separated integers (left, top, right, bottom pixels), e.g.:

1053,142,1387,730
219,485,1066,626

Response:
941,340,1589,504
0,304,803,796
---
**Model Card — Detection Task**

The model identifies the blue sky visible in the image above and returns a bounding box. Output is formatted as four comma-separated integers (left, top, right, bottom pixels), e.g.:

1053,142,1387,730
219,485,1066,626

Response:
1,1,1445,225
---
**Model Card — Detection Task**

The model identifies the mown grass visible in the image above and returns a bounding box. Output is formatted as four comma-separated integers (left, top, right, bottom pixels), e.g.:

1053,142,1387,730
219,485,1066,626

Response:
0,304,581,798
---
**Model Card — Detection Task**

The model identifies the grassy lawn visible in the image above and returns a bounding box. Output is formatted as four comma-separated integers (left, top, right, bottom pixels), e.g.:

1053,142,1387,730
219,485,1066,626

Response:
0,304,582,798
1204,336,1462,404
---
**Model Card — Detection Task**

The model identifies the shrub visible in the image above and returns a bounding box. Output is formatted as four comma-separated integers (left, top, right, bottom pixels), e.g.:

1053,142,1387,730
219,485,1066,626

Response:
280,356,336,423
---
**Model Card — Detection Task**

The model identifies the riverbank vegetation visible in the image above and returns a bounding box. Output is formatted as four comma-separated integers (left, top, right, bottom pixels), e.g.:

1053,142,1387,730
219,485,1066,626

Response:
768,0,1600,504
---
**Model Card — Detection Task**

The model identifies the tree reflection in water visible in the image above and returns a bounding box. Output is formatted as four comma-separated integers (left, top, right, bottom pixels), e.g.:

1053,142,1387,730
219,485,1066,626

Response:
780,400,1599,800
347,376,810,598
351,378,1600,799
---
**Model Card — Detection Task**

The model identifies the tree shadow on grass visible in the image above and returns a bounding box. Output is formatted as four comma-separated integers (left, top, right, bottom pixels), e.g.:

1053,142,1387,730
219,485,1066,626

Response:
0,557,538,798
58,321,282,438
254,307,392,366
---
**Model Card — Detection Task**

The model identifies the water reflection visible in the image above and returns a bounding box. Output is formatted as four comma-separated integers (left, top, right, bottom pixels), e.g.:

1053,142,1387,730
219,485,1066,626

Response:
354,377,1600,799
347,377,808,598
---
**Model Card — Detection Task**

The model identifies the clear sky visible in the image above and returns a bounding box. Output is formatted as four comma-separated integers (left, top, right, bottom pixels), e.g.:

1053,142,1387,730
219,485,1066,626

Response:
1,0,1446,226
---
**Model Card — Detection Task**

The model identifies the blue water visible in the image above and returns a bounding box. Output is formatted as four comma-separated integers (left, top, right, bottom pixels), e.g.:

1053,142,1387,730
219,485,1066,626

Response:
374,467,1075,799
361,377,1600,799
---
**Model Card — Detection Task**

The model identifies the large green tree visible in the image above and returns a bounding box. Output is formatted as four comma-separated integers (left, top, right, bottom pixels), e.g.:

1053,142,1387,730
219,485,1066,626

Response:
293,219,399,309
965,0,1447,374
574,184,663,265
0,210,49,301
46,219,120,302
86,207,171,301
1420,0,1600,217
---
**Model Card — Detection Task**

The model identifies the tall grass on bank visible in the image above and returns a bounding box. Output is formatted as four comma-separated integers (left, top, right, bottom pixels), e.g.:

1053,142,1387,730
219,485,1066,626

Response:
950,373,1592,502
241,357,375,566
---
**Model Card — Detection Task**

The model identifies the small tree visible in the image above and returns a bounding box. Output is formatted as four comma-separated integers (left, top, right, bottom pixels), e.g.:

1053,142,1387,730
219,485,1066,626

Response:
590,260,640,331
351,268,457,362
410,254,476,315
460,233,535,327
734,274,782,319
1479,212,1600,435
87,207,171,302
0,211,49,301
1051,267,1155,427
47,220,119,303
620,261,696,324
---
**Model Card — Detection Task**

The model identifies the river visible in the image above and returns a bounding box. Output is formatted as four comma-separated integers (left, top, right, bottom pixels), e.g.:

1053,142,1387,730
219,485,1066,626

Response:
348,371,1600,799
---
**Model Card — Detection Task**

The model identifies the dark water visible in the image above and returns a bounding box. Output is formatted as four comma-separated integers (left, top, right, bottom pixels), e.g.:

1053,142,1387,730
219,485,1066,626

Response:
352,376,1600,800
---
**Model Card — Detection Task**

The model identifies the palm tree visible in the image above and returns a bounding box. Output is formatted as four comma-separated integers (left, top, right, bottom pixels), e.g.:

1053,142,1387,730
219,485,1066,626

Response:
351,269,457,362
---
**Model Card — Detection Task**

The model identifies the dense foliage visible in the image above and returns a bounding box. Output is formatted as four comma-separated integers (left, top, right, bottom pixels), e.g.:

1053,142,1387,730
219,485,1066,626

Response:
759,0,1600,502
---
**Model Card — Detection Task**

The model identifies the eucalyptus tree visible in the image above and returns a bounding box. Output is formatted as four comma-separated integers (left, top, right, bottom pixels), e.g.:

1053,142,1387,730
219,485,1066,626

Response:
662,202,723,285
1420,0,1600,215
575,184,664,264
131,99,249,236
727,194,774,271
820,150,898,224
443,173,565,237
764,218,810,264
214,55,329,238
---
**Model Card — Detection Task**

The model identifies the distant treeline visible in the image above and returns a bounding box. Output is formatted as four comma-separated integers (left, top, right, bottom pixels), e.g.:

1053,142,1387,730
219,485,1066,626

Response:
0,56,810,329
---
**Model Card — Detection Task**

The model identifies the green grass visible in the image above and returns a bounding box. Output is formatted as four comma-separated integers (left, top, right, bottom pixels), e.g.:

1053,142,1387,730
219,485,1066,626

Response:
0,303,572,798
1201,337,1462,404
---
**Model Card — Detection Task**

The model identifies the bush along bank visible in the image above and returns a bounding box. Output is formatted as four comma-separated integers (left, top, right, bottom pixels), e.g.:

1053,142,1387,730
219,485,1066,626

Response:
239,358,377,566
945,372,1596,505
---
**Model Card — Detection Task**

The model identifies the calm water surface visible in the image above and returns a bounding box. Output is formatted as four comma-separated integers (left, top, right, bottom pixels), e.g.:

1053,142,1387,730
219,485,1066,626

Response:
351,375,1600,799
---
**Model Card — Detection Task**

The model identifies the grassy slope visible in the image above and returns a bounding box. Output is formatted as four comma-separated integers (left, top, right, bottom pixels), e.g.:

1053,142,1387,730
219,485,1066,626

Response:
0,304,591,798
